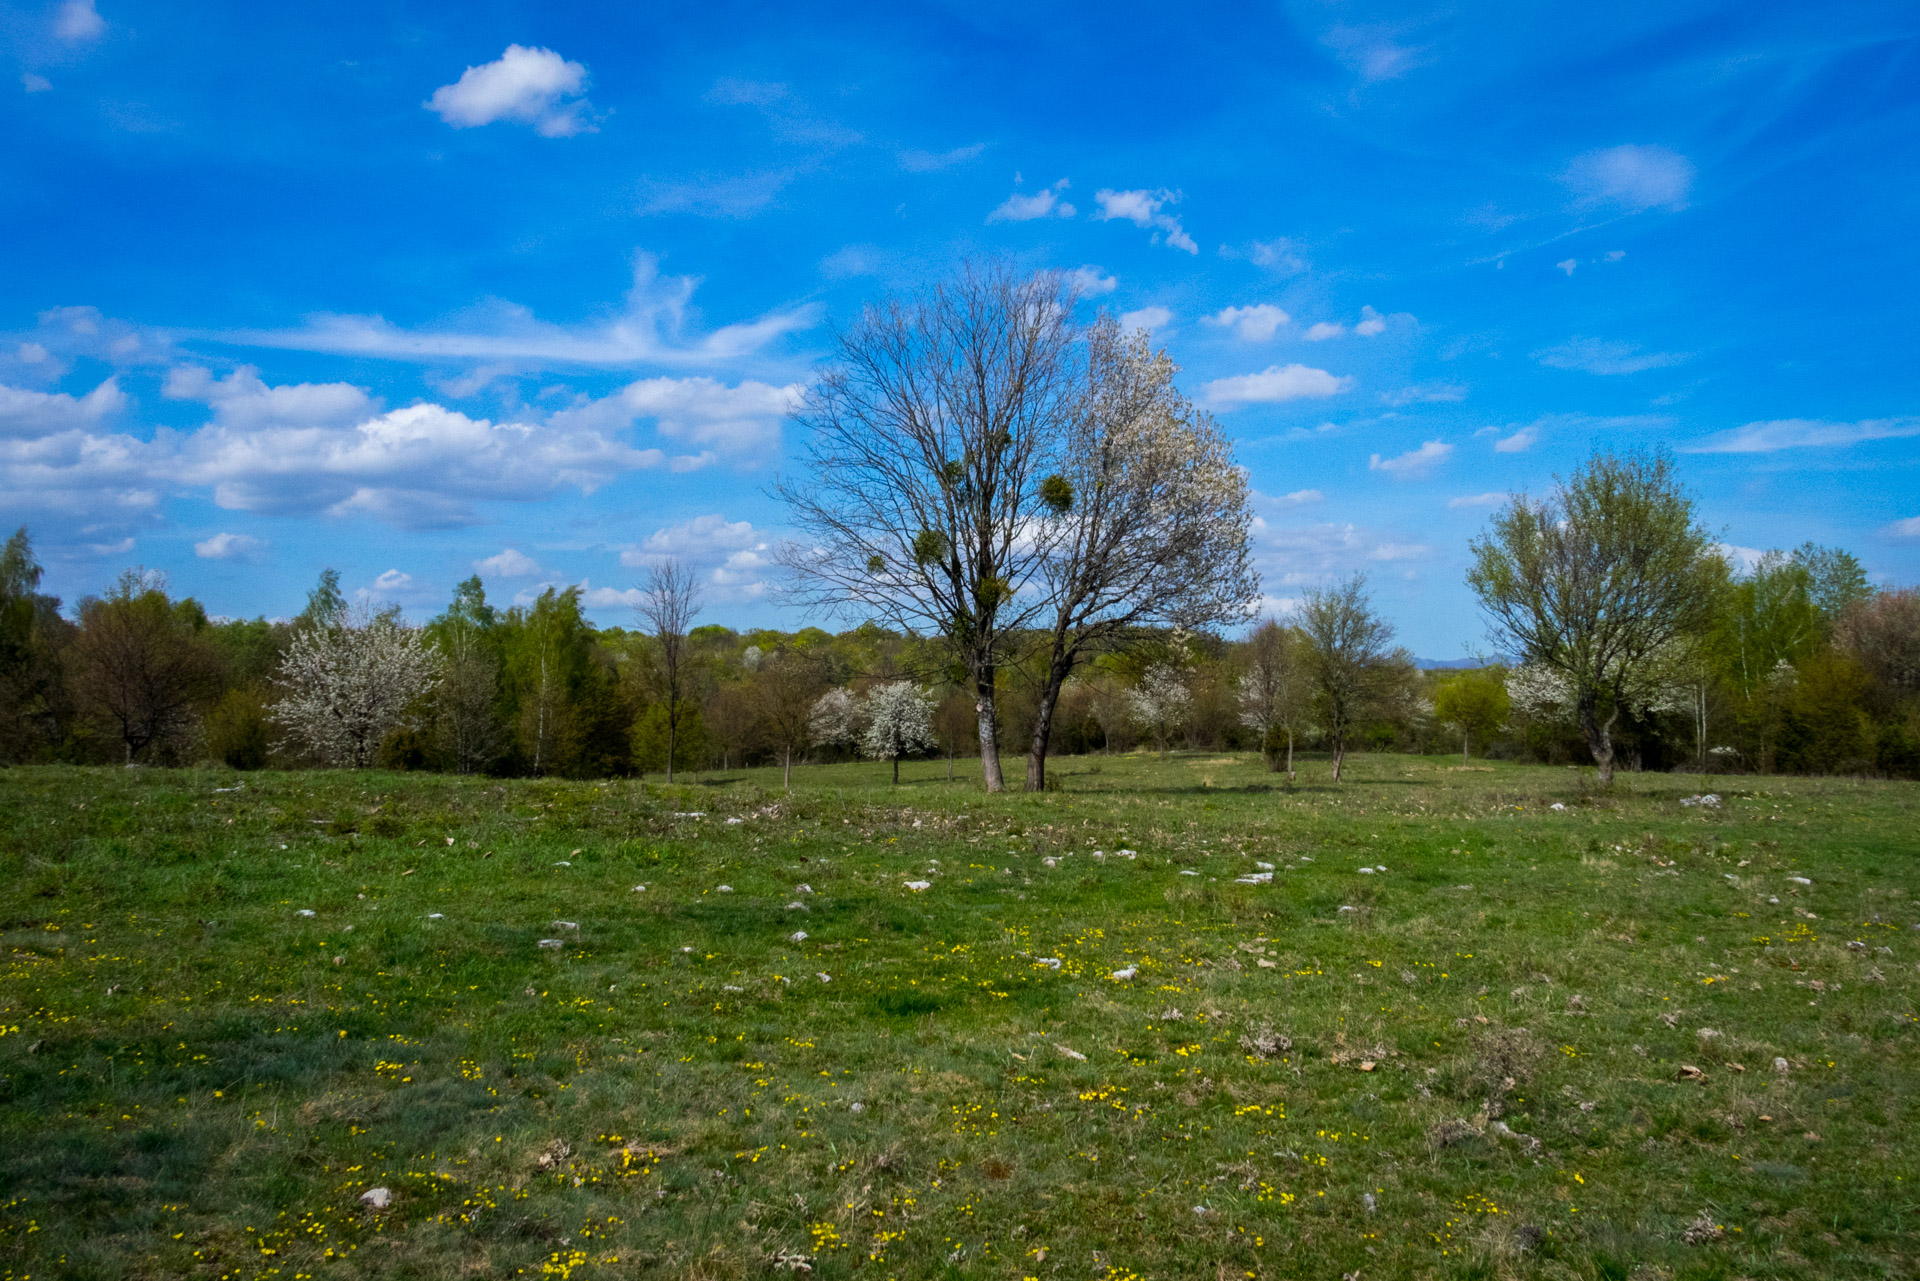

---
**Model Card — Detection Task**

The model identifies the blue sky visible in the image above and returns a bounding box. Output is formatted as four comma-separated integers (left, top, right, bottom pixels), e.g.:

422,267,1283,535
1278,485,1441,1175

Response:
4,0,1918,656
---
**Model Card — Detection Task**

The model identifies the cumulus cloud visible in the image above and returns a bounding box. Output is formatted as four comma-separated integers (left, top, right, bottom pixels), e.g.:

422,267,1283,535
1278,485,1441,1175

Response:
164,365,376,429
426,45,593,137
1354,306,1388,337
1557,259,1578,276
1447,492,1506,509
1885,516,1920,541
1069,265,1118,296
1203,304,1288,342
373,569,412,591
1533,337,1686,375
1279,489,1324,506
1303,322,1344,342
1563,144,1694,213
194,532,264,560
1093,188,1197,254
0,378,123,437
53,0,105,41
475,547,541,577
1117,306,1173,335
1204,364,1352,407
617,514,776,599
22,73,53,93
1368,440,1452,476
551,374,804,463
1494,425,1537,452
988,179,1074,222
227,254,816,368
1684,417,1920,454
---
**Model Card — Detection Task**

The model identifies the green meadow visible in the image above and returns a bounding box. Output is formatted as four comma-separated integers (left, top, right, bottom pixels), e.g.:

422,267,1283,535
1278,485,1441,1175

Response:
1,755,1916,1280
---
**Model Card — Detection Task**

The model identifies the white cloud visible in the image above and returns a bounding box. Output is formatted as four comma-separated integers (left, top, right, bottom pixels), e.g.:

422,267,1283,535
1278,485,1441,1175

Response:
17,343,50,363
1533,337,1686,375
22,73,53,93
1280,489,1324,506
1117,306,1173,335
1380,383,1466,407
638,170,793,219
1354,306,1387,337
194,532,264,560
1494,426,1537,452
1447,492,1506,509
899,143,985,172
1604,249,1627,262
426,45,592,137
53,0,104,41
0,378,123,437
1369,542,1432,561
1323,24,1427,82
1716,543,1768,571
1202,304,1288,342
475,547,541,577
1303,322,1344,342
551,374,804,461
1884,517,1920,541
1557,259,1578,276
1369,440,1452,476
164,365,375,429
373,569,412,591
1069,265,1118,296
226,254,816,368
1684,417,1920,454
1563,144,1694,213
1247,239,1308,274
988,179,1074,222
1093,188,1197,254
1204,364,1352,406
581,584,646,610
623,513,764,566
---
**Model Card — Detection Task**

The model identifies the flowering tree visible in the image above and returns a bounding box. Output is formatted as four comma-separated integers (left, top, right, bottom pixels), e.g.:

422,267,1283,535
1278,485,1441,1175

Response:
1128,663,1190,758
808,687,864,752
1237,618,1306,776
273,607,441,767
861,681,937,783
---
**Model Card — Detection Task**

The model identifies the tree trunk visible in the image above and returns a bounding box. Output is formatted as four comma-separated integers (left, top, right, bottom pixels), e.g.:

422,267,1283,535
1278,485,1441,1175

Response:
975,672,1004,792
892,752,900,784
1286,728,1294,781
666,697,676,784
947,748,955,781
1462,730,1469,764
783,745,792,789
1331,730,1345,782
1578,695,1617,784
1024,656,1073,792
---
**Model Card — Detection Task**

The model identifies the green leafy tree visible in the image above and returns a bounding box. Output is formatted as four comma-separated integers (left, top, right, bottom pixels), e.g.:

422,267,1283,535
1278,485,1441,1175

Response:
501,587,597,775
1431,667,1511,762
1298,576,1413,781
428,576,505,773
69,570,222,764
0,528,73,762
1468,450,1719,784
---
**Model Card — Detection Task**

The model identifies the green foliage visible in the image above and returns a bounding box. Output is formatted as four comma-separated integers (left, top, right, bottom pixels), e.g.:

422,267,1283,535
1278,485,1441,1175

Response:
204,687,270,769
631,700,708,774
1431,667,1511,759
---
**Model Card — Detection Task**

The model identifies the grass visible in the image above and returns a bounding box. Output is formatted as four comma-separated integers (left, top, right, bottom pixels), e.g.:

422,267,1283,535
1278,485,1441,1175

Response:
0,750,1916,1280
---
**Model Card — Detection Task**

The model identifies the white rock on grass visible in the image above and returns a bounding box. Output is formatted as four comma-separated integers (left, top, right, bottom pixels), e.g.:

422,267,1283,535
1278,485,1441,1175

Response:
427,913,444,920
795,883,813,894
1256,862,1275,870
715,885,733,893
1111,966,1138,981
1037,957,1062,969
816,972,831,983
552,920,578,930
1789,876,1812,885
789,931,808,943
537,939,564,949
785,901,809,911
632,884,647,892
359,1187,392,1209
1180,869,1199,876
904,881,931,892
1235,872,1273,885
553,861,571,867
296,909,316,917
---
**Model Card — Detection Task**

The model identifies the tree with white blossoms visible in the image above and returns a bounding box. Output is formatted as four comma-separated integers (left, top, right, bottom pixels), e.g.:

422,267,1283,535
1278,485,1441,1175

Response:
861,681,937,783
1022,319,1258,789
273,606,441,767
808,687,864,753
1129,663,1190,758
1237,618,1307,777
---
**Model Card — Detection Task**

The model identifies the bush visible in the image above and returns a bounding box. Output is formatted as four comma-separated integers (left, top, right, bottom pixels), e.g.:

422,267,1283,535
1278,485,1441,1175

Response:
204,689,270,770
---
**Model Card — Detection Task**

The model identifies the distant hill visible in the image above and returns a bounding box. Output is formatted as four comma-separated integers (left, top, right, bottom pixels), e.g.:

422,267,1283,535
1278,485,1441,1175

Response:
1415,656,1492,671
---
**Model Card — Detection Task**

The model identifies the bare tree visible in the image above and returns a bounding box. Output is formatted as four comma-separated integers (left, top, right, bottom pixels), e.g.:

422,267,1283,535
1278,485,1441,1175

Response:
1238,618,1306,776
272,605,441,767
776,264,1081,792
1467,450,1719,783
1022,320,1258,789
1298,576,1411,781
754,649,828,788
635,559,701,783
68,569,220,764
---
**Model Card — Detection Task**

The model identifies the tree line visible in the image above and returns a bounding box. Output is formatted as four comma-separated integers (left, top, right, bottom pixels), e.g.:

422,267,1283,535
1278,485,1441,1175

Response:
2,266,1915,785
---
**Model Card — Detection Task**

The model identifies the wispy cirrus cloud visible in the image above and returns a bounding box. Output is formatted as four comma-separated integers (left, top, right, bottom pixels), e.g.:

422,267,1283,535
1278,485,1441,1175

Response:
221,255,816,368
1533,337,1685,375
1685,417,1920,454
1369,440,1452,476
1562,144,1694,213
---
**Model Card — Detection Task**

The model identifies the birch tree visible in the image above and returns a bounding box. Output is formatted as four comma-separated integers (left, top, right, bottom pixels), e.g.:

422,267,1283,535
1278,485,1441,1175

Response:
776,264,1080,792
1467,450,1719,783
